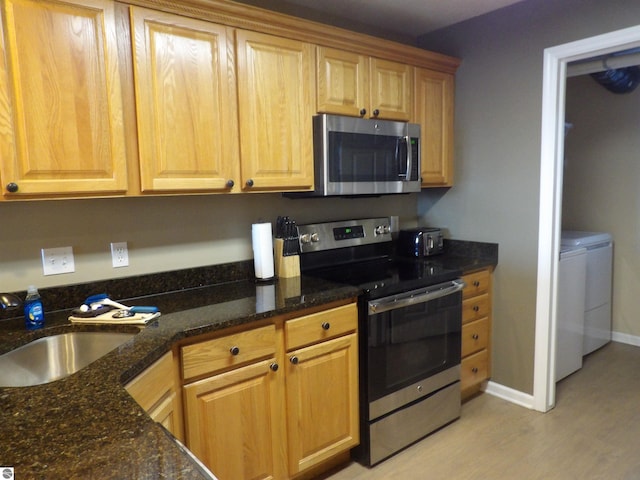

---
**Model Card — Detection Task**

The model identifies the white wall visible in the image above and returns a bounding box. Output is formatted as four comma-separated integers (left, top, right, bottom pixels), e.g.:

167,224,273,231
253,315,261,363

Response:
417,0,640,394
563,74,640,338
0,194,417,292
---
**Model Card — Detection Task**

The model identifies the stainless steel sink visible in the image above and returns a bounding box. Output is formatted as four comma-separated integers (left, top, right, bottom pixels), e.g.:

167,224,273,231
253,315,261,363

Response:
0,331,136,387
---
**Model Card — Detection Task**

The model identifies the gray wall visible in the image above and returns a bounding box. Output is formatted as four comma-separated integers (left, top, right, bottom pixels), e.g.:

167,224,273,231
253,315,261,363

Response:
564,74,640,339
417,0,640,394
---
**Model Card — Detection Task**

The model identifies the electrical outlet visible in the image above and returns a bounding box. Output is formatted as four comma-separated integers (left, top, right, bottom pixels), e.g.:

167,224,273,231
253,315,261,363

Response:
41,247,75,276
111,242,129,268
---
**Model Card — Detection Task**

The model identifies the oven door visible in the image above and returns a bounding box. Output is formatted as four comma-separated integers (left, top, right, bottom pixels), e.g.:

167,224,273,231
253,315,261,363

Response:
366,280,463,407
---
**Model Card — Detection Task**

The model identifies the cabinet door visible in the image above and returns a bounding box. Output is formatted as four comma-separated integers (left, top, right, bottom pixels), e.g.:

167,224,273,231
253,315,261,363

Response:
414,68,454,186
183,358,286,480
125,351,184,442
316,46,369,117
286,333,359,475
0,0,127,197
130,7,239,192
369,58,412,121
236,30,314,191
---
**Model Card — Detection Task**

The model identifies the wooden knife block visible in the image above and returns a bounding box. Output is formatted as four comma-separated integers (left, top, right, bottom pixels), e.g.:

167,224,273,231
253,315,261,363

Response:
274,238,300,278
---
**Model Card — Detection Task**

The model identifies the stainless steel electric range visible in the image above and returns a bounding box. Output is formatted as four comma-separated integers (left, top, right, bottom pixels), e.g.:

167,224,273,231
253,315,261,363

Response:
297,217,464,466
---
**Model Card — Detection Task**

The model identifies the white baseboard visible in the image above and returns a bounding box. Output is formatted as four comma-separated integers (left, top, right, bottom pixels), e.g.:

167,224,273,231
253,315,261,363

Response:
482,381,535,410
612,331,640,347
482,333,640,411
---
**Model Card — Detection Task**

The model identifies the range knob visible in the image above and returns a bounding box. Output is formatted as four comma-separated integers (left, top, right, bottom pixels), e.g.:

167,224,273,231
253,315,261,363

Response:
374,225,391,235
300,233,311,244
300,232,319,244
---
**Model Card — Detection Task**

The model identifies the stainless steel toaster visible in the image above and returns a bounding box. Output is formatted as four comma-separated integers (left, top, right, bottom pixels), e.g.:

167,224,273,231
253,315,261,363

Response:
397,228,444,257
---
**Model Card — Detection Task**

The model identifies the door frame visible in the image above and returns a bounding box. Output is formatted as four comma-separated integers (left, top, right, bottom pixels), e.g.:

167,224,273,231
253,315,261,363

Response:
533,25,640,412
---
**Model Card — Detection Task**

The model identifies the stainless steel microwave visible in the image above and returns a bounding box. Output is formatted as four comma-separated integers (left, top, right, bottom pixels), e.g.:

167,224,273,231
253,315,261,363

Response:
287,114,421,197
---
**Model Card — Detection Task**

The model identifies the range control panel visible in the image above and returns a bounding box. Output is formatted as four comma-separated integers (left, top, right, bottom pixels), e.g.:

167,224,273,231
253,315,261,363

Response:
297,217,393,253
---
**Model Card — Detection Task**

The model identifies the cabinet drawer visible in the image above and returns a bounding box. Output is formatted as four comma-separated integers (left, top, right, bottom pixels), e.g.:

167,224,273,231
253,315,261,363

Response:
462,293,490,324
462,269,491,299
285,303,357,351
182,324,276,381
460,350,489,391
461,317,489,357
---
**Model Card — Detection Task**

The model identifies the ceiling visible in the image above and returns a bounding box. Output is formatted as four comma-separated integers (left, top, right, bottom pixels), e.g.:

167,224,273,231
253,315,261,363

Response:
275,0,528,38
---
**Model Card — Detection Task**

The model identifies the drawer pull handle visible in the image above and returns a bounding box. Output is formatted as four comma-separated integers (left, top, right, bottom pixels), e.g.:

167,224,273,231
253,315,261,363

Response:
290,356,299,365
472,334,479,340
473,305,480,312
473,281,480,287
472,367,479,373
230,346,240,356
359,108,367,116
270,362,279,372
321,322,331,331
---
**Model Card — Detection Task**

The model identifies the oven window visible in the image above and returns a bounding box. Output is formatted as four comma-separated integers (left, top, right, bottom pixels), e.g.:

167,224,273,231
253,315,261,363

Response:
367,292,461,402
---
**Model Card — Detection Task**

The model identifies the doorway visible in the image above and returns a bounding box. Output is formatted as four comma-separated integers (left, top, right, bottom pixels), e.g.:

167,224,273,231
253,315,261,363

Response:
533,25,640,412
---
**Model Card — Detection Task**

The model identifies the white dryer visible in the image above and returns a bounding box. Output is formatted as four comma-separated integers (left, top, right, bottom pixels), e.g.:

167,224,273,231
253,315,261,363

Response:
561,231,613,355
556,245,586,381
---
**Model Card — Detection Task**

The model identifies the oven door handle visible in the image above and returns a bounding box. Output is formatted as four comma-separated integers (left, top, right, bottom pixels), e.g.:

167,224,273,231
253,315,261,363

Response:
368,279,465,314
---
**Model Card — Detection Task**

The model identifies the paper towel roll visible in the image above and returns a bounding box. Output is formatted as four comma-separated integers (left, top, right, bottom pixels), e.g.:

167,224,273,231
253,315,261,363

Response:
252,223,274,280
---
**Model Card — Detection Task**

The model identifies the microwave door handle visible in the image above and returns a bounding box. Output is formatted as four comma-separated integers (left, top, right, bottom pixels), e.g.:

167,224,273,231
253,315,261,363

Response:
404,135,412,181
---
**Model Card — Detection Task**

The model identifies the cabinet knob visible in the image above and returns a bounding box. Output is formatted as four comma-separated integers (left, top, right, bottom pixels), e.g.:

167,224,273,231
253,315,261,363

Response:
230,346,240,356
270,362,279,372
321,322,330,331
372,109,380,117
245,179,254,187
473,305,480,312
290,356,299,365
359,108,367,116
473,281,480,287
6,182,18,193
226,179,234,188
472,334,479,340
472,367,479,373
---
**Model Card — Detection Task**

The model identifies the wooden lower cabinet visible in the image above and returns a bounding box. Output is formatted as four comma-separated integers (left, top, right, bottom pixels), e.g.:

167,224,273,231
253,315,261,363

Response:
125,351,184,442
460,268,493,400
183,358,285,480
181,301,359,480
286,333,359,475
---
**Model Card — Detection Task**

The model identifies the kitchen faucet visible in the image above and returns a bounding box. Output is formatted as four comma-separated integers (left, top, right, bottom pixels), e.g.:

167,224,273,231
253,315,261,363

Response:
0,293,21,309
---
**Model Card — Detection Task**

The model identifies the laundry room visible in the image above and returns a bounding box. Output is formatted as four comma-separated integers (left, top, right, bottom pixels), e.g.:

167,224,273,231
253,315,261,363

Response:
560,56,640,376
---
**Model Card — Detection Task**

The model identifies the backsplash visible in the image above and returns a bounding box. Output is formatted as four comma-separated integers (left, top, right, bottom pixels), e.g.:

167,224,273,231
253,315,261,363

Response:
0,260,254,322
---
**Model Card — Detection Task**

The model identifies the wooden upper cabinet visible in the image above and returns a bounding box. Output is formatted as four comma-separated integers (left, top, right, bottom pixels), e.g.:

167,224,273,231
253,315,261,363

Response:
235,30,314,191
130,7,239,193
370,58,413,121
316,47,369,117
0,0,127,197
317,47,412,121
414,68,454,186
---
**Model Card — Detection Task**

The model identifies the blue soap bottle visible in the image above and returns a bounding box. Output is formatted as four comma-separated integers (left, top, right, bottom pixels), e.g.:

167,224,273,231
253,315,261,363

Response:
24,285,45,330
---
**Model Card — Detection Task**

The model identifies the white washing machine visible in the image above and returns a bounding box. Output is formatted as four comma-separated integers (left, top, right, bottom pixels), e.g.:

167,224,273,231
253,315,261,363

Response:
556,245,587,381
561,231,613,355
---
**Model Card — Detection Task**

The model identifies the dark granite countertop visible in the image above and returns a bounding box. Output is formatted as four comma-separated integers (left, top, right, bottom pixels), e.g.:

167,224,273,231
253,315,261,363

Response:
0,239,497,479
0,274,359,479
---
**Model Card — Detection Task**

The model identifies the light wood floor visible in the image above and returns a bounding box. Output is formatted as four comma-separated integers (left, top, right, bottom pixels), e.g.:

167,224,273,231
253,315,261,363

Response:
320,342,640,479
